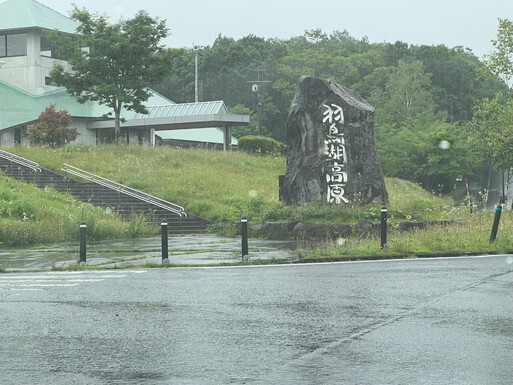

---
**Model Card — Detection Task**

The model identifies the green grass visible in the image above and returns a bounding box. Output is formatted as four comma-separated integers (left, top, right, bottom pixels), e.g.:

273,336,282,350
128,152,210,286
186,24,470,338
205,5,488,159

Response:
9,145,286,223
0,173,155,247
3,145,511,259
296,207,513,260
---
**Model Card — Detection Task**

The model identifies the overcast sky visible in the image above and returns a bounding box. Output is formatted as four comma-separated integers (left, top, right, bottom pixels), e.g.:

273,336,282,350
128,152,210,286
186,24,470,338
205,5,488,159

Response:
37,0,511,58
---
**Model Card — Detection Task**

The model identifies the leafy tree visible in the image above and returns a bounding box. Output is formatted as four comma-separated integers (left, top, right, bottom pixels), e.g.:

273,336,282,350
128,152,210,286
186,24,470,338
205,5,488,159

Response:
28,104,77,147
467,19,513,172
228,104,258,138
483,18,513,89
371,60,477,191
49,6,169,143
370,59,439,127
467,94,513,171
410,44,504,123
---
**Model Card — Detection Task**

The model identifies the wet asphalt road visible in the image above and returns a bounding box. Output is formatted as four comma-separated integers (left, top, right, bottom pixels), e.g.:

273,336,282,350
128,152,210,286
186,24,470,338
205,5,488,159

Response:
1,255,512,384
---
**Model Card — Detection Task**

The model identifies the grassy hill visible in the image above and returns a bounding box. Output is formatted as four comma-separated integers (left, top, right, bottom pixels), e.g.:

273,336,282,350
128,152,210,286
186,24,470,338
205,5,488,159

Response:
9,145,286,223
0,174,151,247
2,145,511,257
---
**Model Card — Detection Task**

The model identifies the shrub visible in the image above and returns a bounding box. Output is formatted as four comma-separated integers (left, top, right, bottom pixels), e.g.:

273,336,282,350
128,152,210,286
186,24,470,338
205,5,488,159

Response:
28,104,78,147
238,136,286,156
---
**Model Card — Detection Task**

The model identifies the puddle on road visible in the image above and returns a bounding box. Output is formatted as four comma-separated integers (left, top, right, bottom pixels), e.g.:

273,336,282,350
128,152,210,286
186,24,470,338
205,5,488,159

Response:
0,235,300,271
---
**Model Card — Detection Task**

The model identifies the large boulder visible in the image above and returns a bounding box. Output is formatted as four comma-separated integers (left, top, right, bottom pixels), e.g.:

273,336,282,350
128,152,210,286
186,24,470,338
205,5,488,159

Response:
283,76,387,206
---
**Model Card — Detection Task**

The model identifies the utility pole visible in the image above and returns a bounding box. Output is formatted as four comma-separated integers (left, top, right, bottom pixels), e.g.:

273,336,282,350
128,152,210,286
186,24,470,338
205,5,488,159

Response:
194,46,200,103
247,69,271,135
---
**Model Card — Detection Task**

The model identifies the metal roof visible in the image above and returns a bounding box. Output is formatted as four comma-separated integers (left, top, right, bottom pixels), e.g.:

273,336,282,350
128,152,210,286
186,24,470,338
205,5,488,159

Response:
0,80,173,131
0,0,78,34
133,101,228,119
87,113,250,131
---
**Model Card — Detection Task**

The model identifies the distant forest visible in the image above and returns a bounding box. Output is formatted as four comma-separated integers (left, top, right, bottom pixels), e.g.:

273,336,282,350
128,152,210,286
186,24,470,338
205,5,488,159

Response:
152,29,507,192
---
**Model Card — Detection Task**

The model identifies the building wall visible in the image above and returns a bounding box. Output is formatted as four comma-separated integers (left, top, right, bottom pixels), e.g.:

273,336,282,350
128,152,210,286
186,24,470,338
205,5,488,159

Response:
72,118,97,146
0,29,65,95
0,118,98,147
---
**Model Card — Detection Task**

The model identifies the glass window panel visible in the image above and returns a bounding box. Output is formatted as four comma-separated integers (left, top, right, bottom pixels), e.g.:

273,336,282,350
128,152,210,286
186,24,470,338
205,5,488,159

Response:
0,35,6,57
40,36,52,57
6,34,27,56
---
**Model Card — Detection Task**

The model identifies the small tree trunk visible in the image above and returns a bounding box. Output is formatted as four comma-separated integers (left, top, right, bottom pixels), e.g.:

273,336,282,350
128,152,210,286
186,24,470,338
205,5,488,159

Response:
114,106,121,144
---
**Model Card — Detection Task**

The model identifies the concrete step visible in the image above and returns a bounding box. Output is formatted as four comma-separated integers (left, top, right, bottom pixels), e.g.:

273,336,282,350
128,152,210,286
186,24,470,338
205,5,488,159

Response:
0,156,212,233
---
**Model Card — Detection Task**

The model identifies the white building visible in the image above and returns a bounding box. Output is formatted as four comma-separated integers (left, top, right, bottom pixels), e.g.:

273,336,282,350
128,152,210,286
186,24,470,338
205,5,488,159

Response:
0,0,247,149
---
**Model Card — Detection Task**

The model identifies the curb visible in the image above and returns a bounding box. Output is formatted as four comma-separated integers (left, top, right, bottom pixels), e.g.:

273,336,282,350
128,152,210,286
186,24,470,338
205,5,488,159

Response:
292,250,513,264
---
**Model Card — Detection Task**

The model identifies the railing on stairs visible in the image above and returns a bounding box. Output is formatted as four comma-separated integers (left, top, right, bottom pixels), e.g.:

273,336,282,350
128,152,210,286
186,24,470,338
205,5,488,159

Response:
0,150,41,172
62,163,187,218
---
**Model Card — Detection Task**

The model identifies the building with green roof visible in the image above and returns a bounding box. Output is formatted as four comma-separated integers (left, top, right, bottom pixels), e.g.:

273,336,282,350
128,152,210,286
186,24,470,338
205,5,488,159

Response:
0,0,247,149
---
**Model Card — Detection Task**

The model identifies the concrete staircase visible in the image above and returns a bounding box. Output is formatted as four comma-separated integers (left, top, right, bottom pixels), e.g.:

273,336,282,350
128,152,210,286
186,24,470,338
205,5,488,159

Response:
0,150,213,234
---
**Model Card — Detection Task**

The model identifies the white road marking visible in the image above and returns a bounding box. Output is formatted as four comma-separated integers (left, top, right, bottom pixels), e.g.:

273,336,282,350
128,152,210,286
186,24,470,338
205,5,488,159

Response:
0,271,144,291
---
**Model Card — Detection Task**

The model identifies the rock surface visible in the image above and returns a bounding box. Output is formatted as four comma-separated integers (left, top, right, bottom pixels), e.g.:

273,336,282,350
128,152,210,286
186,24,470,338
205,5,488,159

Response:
283,76,387,206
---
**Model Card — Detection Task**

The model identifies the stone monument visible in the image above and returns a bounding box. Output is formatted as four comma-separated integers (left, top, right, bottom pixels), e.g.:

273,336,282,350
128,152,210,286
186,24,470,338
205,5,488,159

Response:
283,76,387,206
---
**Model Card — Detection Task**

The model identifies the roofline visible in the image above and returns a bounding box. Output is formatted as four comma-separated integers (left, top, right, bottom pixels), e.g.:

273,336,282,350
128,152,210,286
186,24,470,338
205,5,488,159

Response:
0,26,76,35
0,119,37,132
87,114,250,131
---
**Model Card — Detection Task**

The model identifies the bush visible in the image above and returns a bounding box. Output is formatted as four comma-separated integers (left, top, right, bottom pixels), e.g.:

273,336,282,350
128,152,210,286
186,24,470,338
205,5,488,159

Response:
238,136,286,156
27,104,78,147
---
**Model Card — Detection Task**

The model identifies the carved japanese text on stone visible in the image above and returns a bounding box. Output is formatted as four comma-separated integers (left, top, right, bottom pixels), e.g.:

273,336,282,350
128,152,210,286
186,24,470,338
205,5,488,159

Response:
283,76,387,206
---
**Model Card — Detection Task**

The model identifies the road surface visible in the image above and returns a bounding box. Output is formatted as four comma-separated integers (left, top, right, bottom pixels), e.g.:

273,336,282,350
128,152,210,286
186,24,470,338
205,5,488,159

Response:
1,255,512,384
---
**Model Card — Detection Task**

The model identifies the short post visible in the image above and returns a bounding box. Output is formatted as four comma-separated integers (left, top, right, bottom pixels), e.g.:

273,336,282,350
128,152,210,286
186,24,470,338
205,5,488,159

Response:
380,206,388,249
161,219,169,262
489,204,502,242
79,221,87,264
241,216,249,260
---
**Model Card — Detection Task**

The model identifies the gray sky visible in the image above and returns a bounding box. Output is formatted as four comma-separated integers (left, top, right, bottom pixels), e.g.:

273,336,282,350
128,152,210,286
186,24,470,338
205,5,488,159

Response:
38,0,511,58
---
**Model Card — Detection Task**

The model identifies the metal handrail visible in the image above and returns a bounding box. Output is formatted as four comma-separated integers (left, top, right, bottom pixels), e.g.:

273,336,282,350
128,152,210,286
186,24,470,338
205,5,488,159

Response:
61,163,187,217
0,150,41,172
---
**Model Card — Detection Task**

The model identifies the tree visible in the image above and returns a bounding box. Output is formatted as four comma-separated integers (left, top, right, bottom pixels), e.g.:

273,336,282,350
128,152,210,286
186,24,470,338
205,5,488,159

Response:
483,18,513,89
28,105,77,147
468,95,513,171
371,60,477,191
49,6,169,143
468,19,513,171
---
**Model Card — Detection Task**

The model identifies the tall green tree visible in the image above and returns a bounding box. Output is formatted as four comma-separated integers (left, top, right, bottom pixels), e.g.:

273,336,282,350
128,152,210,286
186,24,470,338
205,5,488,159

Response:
484,18,513,89
371,60,476,191
468,19,513,172
50,6,169,143
468,95,513,171
370,59,438,127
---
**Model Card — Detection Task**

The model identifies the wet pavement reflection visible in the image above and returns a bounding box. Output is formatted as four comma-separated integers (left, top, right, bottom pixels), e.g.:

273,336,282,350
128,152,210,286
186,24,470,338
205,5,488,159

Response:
0,235,299,270
1,256,512,384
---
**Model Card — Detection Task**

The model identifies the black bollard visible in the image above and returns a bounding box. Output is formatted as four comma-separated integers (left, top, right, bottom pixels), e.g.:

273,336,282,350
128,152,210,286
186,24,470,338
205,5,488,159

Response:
380,206,388,249
79,221,87,264
161,220,169,262
489,205,502,242
241,216,249,260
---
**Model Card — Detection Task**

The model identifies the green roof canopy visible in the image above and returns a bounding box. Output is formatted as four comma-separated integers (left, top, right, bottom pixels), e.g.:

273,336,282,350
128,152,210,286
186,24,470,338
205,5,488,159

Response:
0,0,78,33
0,80,173,131
133,101,229,119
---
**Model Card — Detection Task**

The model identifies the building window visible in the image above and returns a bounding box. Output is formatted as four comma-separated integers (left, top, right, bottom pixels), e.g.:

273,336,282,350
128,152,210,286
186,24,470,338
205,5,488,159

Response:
0,34,27,57
40,36,53,57
45,77,58,86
